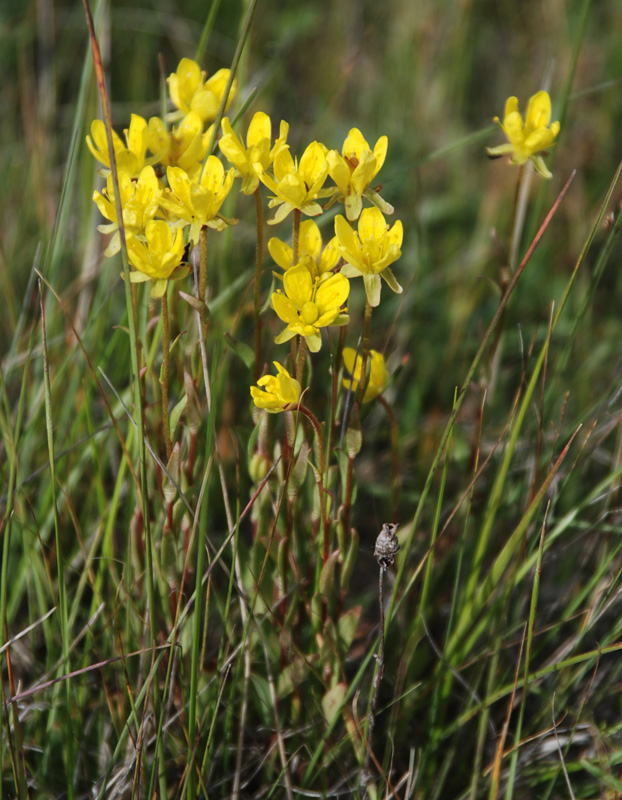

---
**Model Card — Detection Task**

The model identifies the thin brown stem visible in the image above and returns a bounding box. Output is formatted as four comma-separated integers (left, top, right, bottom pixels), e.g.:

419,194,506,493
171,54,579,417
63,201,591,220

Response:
292,208,301,264
253,187,264,381
296,335,307,385
363,565,386,792
299,404,329,562
161,290,172,461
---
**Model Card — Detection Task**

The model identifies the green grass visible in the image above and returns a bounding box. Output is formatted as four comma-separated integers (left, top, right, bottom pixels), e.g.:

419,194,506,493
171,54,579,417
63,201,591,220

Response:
3,0,622,798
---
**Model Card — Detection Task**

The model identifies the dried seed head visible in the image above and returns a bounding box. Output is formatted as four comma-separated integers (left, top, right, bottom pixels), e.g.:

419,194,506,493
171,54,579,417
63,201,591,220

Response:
374,523,400,569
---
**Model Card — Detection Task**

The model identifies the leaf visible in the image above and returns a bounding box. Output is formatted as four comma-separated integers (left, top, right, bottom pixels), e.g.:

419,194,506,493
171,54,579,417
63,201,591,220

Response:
184,371,202,433
321,682,346,726
169,394,187,440
288,440,310,498
224,331,255,368
341,529,359,590
337,606,362,652
179,290,210,324
319,549,340,598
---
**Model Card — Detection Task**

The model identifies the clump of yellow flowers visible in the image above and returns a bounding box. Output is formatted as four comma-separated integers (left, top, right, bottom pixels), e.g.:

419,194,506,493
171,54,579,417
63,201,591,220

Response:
87,56,401,418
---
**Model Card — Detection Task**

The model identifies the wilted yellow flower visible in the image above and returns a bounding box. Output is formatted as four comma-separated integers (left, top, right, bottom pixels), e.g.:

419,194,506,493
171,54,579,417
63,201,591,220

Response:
327,128,393,221
219,112,289,195
486,91,560,179
92,166,161,256
257,141,332,224
268,220,340,278
126,220,189,298
251,362,301,413
167,58,235,124
148,113,214,177
271,264,349,352
86,114,153,178
334,207,403,307
158,159,236,243
342,347,389,402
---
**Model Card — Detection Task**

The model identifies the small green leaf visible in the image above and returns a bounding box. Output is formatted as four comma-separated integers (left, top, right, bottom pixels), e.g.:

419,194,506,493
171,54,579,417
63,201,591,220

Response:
288,440,309,497
319,549,340,598
179,290,211,323
337,606,362,652
321,682,346,726
169,394,187,440
224,332,255,368
341,529,359,590
184,371,202,433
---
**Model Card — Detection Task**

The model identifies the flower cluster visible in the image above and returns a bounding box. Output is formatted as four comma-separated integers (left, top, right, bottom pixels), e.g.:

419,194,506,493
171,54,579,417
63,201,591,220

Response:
87,57,400,414
247,129,402,410
87,58,238,295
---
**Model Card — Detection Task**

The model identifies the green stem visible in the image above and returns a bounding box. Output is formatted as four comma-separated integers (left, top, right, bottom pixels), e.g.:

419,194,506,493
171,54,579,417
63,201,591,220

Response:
357,300,373,406
39,282,74,799
507,163,526,273
300,405,329,562
253,186,264,381
199,226,208,304
161,289,172,461
379,394,400,523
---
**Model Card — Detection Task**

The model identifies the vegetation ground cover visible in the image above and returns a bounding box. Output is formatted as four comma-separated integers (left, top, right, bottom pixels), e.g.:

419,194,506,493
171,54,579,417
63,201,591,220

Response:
2,1,622,798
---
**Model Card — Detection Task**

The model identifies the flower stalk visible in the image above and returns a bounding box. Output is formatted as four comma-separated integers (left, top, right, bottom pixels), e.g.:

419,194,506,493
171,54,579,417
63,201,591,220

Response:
253,186,264,380
161,290,172,461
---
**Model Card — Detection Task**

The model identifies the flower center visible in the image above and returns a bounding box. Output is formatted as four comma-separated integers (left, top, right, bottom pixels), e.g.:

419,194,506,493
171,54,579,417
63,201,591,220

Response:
300,301,319,324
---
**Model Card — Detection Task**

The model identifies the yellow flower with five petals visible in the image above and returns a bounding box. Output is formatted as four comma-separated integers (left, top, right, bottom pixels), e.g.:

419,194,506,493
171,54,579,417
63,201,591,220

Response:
271,264,349,352
342,347,389,402
334,207,403,307
167,58,235,124
257,141,332,225
86,114,154,178
219,112,289,195
251,362,302,413
92,166,161,256
268,220,339,279
126,220,190,298
486,91,560,179
148,113,214,178
327,128,393,221
158,159,236,243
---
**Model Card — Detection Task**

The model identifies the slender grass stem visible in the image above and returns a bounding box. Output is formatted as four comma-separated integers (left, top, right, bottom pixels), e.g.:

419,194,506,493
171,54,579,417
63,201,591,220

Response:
39,281,74,800
253,186,264,381
161,289,172,461
357,300,373,407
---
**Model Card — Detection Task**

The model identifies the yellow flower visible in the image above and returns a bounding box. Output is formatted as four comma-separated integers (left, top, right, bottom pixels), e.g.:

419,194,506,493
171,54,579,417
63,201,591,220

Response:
334,207,403,307
327,128,393,221
271,264,349,353
342,347,389,402
126,220,189,298
148,113,214,177
167,58,235,124
257,141,332,224
268,220,340,278
86,114,153,178
92,166,161,256
486,91,560,179
251,362,301,413
158,159,236,243
219,112,289,195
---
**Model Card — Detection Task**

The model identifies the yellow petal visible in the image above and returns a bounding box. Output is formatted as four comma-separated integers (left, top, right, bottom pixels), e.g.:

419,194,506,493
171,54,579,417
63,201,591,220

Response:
283,264,313,306
247,111,271,147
